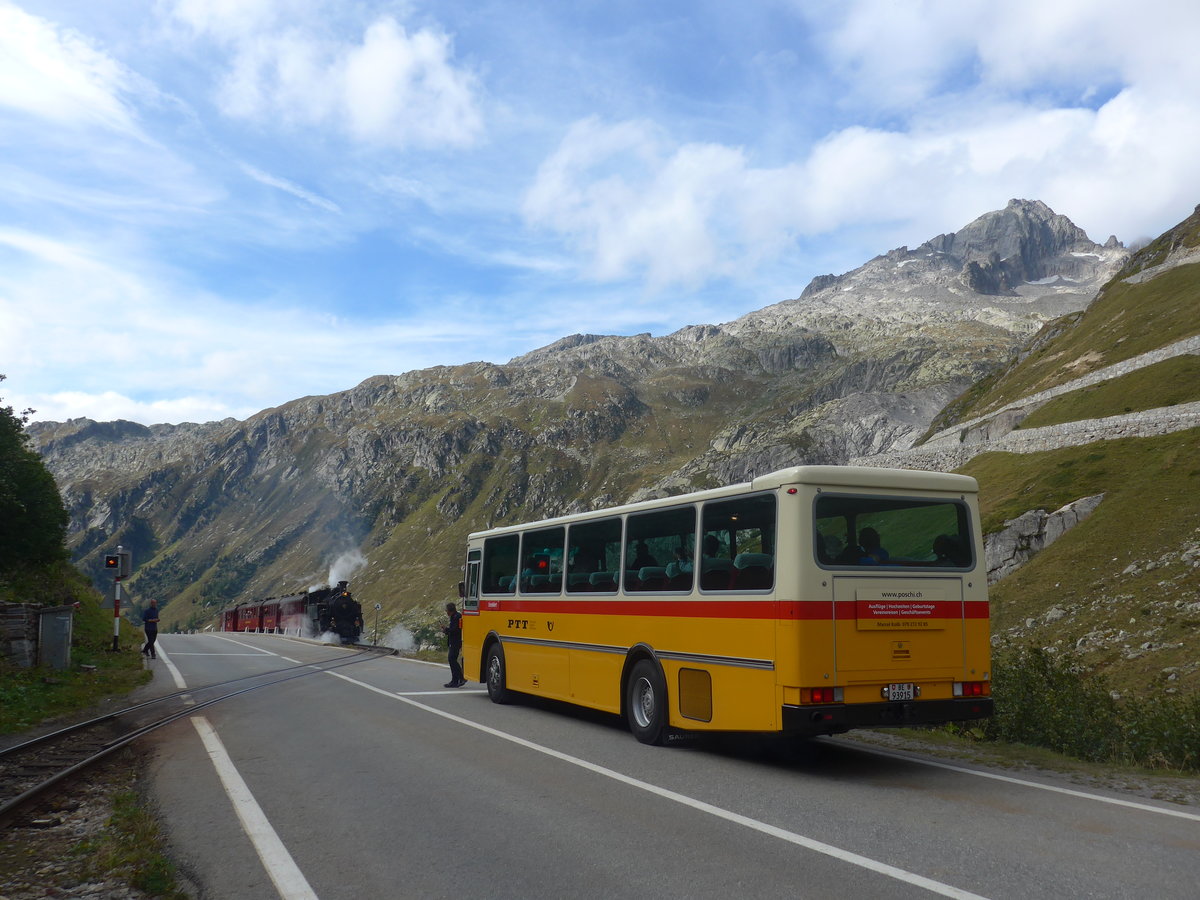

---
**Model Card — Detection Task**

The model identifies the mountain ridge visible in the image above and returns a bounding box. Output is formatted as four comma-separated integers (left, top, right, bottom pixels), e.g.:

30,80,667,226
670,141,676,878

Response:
27,199,1140,636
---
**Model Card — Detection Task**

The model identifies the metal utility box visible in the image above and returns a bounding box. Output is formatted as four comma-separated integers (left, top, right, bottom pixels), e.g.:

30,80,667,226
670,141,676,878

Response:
38,605,75,670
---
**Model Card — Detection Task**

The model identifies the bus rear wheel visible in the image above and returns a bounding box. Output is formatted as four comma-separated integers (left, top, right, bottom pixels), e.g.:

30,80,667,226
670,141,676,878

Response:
485,643,511,705
627,659,668,745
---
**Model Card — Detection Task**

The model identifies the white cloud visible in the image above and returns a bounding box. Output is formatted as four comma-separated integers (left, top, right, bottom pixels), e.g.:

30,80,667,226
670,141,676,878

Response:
0,2,140,132
524,0,1200,287
239,162,341,213
803,0,1200,108
19,390,243,426
522,118,754,286
170,3,483,149
170,0,297,41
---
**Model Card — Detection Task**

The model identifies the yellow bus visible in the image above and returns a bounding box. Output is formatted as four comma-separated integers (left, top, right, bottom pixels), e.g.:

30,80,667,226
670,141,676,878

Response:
460,465,992,744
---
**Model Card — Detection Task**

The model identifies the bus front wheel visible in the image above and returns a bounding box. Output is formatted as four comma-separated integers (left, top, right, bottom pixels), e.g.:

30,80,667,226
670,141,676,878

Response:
627,659,668,745
485,643,511,705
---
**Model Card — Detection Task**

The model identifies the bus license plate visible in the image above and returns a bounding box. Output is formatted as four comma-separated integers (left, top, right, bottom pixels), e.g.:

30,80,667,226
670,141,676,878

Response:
887,683,914,701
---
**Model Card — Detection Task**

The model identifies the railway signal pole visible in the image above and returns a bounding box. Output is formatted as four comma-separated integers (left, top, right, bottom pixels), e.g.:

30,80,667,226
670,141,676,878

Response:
104,547,132,651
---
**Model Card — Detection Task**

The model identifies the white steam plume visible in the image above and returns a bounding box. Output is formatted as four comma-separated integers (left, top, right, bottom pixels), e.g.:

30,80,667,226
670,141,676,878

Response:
382,624,415,653
328,549,367,585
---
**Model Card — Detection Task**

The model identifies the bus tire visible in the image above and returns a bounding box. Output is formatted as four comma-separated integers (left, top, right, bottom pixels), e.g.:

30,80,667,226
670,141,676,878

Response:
485,643,511,705
627,659,668,745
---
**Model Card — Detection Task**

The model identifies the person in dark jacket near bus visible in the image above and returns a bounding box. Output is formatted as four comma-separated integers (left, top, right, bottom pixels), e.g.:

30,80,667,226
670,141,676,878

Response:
141,598,160,660
443,601,464,687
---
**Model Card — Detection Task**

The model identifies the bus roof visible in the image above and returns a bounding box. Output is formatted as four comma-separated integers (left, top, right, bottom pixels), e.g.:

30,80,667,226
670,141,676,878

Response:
467,465,977,540
751,465,977,493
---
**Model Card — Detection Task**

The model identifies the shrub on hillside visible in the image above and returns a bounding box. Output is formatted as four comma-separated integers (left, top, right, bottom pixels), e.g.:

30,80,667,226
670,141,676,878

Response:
984,645,1121,761
982,643,1200,771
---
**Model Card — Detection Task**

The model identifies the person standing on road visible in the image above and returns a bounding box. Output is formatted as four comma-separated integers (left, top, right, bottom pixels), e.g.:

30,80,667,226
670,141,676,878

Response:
141,598,160,660
443,601,464,688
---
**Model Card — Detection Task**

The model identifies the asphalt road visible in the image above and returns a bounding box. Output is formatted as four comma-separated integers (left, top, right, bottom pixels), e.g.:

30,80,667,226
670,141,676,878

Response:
144,633,1200,899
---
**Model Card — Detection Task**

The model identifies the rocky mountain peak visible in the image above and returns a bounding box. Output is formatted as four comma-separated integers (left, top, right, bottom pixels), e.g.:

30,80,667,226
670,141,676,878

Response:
765,201,1129,348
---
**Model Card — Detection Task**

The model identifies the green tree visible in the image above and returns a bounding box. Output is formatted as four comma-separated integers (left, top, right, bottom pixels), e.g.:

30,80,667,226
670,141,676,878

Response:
0,376,69,573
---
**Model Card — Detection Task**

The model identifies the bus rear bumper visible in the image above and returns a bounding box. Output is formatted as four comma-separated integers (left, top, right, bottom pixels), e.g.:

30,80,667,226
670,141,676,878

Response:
782,698,993,736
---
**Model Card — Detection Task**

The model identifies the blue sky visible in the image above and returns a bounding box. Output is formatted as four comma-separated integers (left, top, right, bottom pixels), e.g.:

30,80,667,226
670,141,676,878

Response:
2,0,1199,425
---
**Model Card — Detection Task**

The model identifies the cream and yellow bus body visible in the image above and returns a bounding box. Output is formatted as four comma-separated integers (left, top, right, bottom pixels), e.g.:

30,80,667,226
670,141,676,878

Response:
460,466,992,743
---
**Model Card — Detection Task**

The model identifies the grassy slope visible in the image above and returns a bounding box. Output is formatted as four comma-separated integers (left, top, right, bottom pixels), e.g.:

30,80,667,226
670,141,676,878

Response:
971,262,1200,418
1017,354,1200,429
962,432,1200,696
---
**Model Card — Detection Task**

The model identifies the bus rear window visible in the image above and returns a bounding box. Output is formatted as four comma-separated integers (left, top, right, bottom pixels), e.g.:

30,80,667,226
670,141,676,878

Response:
814,494,973,569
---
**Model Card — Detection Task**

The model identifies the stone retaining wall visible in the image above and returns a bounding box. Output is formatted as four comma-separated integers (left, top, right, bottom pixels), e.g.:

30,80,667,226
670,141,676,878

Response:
921,332,1200,450
852,401,1200,472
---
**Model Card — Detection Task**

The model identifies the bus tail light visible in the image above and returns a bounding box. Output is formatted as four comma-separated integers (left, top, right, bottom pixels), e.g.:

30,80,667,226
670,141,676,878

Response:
802,687,843,704
954,681,991,697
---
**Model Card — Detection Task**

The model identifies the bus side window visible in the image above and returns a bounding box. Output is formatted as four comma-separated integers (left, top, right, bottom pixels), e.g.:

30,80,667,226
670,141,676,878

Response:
700,494,776,592
482,534,519,594
626,506,696,593
567,518,623,594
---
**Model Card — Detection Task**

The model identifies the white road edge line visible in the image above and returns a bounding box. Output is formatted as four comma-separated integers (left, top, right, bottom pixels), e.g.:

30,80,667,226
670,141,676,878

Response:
156,646,188,691
842,742,1200,823
322,669,989,900
191,717,319,900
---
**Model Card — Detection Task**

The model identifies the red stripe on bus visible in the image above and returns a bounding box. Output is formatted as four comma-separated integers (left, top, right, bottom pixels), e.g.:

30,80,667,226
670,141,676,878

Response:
477,598,989,621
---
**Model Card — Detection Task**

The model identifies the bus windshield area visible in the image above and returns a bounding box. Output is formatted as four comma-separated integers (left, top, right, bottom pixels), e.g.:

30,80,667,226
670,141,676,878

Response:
814,494,973,570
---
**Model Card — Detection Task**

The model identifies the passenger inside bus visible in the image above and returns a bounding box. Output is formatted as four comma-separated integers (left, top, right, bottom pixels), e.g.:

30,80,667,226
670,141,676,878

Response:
631,541,658,570
665,546,693,577
932,533,968,566
700,534,735,589
857,527,890,565
821,534,843,562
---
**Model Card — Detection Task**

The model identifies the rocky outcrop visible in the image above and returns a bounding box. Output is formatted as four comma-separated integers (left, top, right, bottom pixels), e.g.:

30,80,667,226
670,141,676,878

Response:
985,494,1106,583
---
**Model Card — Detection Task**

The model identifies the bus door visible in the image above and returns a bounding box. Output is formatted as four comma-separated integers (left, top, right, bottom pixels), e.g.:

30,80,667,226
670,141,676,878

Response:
463,551,481,612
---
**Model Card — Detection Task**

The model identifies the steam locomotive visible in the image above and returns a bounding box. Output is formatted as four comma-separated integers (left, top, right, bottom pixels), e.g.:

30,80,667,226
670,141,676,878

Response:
220,581,363,644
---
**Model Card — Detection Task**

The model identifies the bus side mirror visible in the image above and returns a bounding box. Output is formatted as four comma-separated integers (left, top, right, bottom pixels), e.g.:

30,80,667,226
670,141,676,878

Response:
457,581,465,599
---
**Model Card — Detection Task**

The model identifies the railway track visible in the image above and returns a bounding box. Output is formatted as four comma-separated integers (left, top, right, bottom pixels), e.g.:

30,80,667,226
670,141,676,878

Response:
0,648,385,827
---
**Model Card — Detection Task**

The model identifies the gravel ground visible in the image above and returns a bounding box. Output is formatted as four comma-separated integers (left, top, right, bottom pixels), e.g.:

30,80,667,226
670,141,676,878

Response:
0,748,186,900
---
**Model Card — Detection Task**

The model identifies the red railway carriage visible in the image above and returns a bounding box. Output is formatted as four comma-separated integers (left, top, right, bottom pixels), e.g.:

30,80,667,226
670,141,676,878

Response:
278,593,309,635
236,600,264,633
222,608,238,632
261,597,281,633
